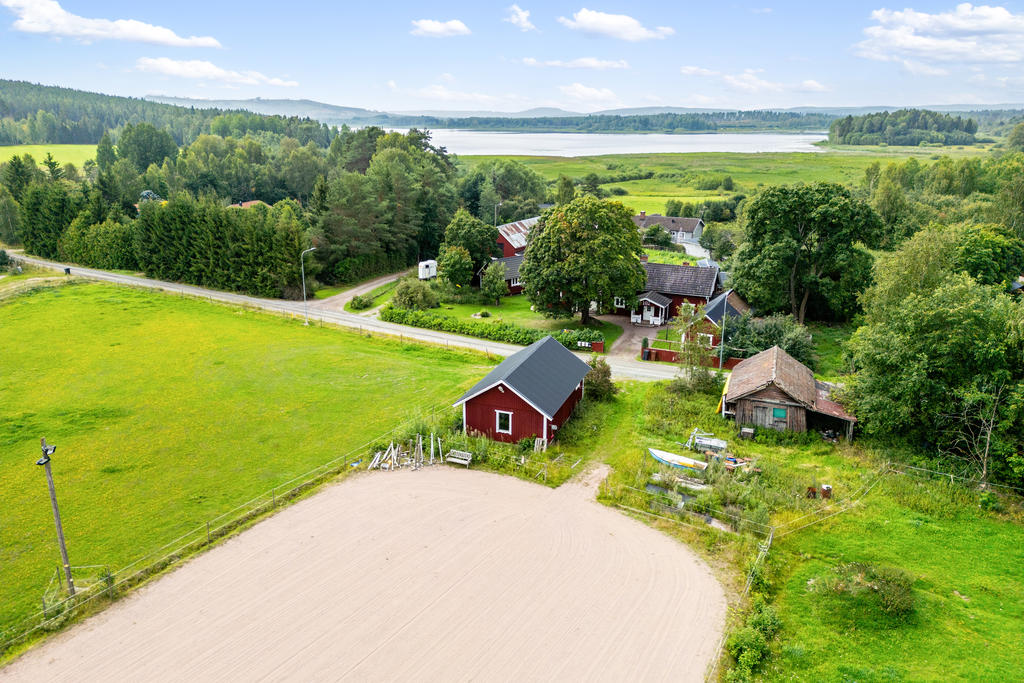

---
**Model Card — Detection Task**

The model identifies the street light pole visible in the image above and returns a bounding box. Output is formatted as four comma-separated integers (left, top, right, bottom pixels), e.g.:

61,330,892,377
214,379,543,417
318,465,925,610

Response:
300,246,317,326
493,200,503,227
37,438,74,597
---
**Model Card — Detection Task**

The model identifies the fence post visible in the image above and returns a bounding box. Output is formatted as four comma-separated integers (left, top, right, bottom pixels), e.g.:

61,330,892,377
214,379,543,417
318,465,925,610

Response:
273,488,276,508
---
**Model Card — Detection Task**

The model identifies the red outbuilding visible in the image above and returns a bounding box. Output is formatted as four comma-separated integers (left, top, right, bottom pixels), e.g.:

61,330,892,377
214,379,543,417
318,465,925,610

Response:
453,336,591,444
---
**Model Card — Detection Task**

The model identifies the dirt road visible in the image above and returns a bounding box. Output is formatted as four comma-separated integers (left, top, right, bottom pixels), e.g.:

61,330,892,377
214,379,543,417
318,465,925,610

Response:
2,467,725,682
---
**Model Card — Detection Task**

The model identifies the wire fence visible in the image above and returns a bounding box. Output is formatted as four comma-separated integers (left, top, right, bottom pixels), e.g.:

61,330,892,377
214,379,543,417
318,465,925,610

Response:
0,407,459,657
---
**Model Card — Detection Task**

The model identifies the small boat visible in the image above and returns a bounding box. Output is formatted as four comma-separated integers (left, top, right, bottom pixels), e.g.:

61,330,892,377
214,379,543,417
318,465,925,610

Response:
647,447,708,472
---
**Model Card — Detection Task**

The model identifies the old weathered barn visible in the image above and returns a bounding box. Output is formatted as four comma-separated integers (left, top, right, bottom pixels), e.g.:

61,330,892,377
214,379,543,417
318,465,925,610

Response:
453,336,590,444
723,346,856,438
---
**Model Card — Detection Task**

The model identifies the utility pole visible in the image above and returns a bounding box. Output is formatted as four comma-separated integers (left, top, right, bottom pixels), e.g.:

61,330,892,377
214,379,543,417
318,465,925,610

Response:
493,200,503,227
719,313,726,369
300,246,317,326
37,438,74,597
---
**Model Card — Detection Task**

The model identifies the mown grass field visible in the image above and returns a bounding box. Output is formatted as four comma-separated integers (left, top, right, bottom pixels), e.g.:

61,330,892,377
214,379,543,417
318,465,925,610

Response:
0,282,489,637
459,145,991,215
562,382,1024,681
1,144,96,168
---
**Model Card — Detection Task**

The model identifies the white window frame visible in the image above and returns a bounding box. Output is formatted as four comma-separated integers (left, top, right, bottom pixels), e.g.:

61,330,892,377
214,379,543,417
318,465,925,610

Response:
698,332,715,348
678,302,695,316
495,410,513,434
510,277,521,287
613,296,626,308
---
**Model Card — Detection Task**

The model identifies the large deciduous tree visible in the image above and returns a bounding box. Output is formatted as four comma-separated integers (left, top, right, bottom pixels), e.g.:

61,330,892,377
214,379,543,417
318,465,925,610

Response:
117,122,179,172
731,183,881,324
849,274,1024,483
519,196,645,325
441,208,498,270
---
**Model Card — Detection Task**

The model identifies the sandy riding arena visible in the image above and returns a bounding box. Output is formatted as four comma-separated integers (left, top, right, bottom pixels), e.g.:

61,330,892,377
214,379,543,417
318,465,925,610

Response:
2,467,726,682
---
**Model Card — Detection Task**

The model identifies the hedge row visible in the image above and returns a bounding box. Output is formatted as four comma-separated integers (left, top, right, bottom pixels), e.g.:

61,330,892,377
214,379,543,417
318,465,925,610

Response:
380,306,604,348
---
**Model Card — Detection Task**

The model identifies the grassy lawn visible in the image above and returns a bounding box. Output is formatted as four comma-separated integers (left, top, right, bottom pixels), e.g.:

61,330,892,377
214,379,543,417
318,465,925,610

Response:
808,322,856,381
312,285,347,300
644,248,697,266
0,282,490,638
1,144,96,168
459,147,990,215
343,278,400,312
435,293,624,347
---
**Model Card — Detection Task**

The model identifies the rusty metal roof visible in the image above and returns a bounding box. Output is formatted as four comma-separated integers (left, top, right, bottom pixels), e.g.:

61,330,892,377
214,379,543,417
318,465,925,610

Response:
497,216,540,251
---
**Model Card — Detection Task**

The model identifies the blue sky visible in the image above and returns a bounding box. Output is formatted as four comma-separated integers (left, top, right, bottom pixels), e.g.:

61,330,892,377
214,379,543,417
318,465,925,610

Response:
3,1,1024,111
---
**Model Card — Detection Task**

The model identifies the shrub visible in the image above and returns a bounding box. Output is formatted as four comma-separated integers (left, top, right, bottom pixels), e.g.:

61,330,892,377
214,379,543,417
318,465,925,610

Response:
643,226,672,247
725,312,816,369
478,310,491,318
349,294,374,310
609,186,629,196
585,356,618,401
379,306,603,348
817,561,916,618
391,278,439,311
0,249,8,267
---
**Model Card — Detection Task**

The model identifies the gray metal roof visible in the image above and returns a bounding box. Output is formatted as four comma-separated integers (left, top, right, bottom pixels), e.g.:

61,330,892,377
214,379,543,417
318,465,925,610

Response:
642,262,719,299
704,289,747,325
498,254,524,280
454,336,591,419
638,291,672,308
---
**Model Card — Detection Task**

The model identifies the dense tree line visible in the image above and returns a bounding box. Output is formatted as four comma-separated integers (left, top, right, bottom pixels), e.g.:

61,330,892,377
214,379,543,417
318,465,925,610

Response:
374,110,833,134
2,123,480,294
829,109,978,146
0,80,335,146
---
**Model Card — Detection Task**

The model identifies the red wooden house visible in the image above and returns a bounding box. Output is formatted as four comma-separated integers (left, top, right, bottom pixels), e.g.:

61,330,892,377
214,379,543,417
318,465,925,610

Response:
612,261,721,325
453,336,590,444
496,217,539,257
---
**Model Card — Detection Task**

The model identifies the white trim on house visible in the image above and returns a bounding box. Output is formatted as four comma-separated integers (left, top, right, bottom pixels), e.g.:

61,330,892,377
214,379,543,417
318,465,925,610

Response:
613,296,626,309
698,332,715,347
510,277,521,288
495,410,513,434
462,403,467,434
453,380,555,421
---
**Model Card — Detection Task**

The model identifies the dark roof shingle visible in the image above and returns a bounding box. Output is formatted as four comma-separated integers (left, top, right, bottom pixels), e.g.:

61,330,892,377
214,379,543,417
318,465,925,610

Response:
632,215,703,233
454,336,591,419
643,262,719,299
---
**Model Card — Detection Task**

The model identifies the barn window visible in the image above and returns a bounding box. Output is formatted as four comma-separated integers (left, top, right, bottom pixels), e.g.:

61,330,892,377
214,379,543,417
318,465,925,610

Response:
613,296,625,308
510,277,521,287
773,407,787,419
496,410,512,434
698,333,714,347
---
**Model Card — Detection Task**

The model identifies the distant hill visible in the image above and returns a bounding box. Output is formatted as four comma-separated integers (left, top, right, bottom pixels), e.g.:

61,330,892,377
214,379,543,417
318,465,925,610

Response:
146,96,385,123
392,107,581,118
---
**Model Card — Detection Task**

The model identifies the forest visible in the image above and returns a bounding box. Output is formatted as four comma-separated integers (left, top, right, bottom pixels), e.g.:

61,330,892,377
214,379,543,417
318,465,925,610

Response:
0,80,335,146
829,109,979,146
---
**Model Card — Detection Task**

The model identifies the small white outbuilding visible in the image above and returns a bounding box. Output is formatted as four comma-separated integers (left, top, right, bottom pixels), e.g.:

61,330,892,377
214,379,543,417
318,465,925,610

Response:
418,259,437,280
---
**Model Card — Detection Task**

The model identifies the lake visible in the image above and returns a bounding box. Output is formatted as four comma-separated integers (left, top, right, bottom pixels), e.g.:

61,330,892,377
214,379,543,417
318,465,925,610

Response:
392,130,828,157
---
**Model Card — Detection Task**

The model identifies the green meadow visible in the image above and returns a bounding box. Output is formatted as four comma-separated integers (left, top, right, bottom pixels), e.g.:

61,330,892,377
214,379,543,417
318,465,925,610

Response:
0,282,488,638
459,145,991,215
1,144,96,168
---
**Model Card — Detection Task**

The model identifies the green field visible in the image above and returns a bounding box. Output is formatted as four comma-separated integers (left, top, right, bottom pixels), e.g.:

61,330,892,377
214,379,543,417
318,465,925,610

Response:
1,144,96,168
459,145,991,215
435,294,624,347
0,282,489,637
644,248,697,266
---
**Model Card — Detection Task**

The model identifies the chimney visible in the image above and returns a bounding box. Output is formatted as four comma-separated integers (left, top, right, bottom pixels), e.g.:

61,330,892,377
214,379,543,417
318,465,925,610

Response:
640,210,646,219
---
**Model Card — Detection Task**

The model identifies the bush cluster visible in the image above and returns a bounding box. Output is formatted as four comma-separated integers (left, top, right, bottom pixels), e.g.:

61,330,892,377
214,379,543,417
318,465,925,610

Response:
815,561,916,618
391,278,439,311
379,305,603,348
584,356,618,401
349,294,374,310
726,595,781,681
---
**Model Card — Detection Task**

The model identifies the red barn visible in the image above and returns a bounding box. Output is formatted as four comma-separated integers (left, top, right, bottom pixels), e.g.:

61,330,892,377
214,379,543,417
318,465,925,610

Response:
496,217,539,257
453,336,591,444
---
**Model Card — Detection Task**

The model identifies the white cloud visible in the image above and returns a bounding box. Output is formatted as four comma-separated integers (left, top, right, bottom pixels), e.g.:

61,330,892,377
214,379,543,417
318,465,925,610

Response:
856,4,1024,67
752,7,773,14
135,58,297,87
557,8,674,41
0,0,220,47
681,65,829,93
410,18,471,37
440,72,455,83
504,4,535,31
680,65,720,76
901,60,950,76
798,79,829,92
523,56,629,69
558,82,620,106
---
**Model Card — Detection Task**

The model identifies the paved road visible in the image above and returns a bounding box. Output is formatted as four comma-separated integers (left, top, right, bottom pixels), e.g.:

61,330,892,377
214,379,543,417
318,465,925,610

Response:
15,254,678,382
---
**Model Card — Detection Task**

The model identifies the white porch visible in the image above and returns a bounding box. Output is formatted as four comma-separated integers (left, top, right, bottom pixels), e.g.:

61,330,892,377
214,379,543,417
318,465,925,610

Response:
630,291,671,327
